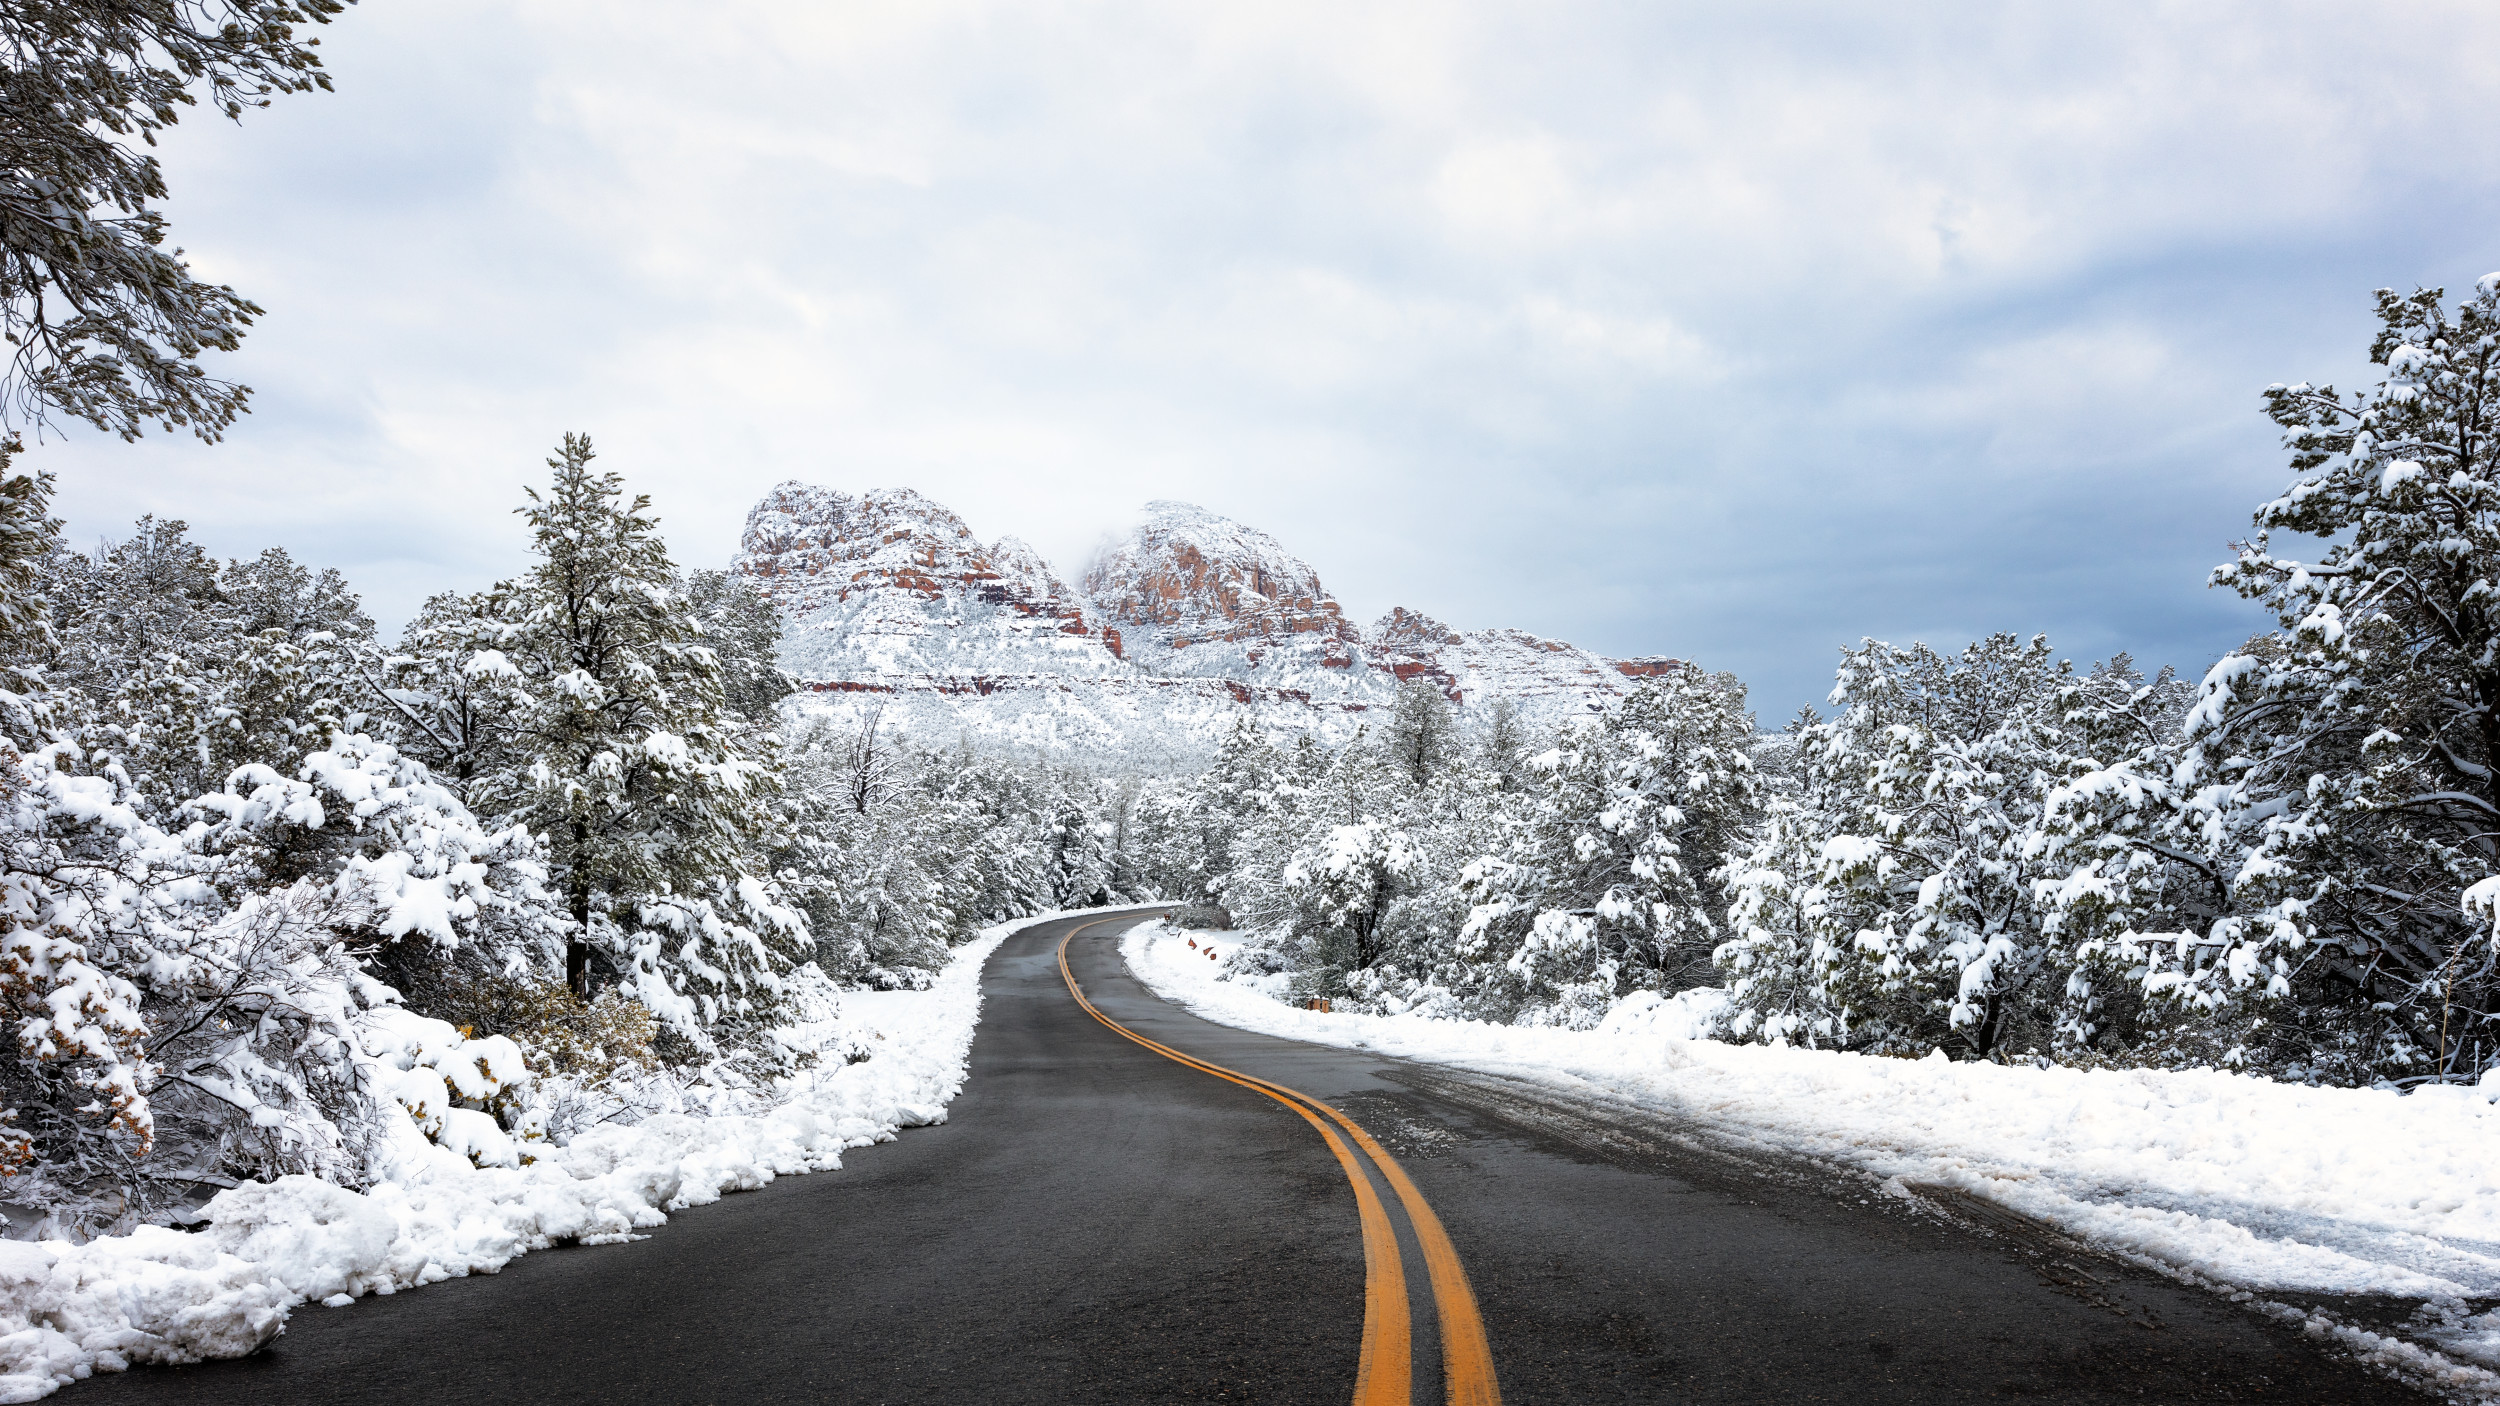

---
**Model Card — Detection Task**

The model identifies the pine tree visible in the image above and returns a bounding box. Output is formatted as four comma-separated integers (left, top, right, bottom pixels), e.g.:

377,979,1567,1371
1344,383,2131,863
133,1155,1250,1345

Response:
0,495,561,1225
1478,696,1529,792
1182,713,1284,904
1458,671,1761,1025
2052,276,2500,1082
39,515,233,701
0,0,356,439
221,547,373,645
474,435,804,1038
1282,819,1423,989
0,440,56,689
1041,780,1114,909
93,624,354,823
773,716,958,987
684,568,792,725
366,586,525,796
1716,638,2187,1061
1381,679,1457,788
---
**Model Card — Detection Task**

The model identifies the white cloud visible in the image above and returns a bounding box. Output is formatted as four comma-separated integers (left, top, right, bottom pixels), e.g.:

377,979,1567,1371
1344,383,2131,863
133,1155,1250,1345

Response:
30,0,2500,717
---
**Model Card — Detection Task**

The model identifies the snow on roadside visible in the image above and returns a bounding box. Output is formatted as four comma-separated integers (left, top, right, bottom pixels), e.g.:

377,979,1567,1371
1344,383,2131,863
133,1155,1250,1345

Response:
1127,922,2500,1387
0,905,1158,1404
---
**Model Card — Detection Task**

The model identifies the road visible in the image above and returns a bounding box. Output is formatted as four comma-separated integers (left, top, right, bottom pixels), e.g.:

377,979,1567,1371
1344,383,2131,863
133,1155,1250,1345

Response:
87,910,2427,1404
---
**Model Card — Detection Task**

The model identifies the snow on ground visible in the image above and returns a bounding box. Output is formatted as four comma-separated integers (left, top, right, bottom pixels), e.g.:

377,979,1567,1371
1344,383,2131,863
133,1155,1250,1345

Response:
1128,922,2500,1393
0,906,1160,1403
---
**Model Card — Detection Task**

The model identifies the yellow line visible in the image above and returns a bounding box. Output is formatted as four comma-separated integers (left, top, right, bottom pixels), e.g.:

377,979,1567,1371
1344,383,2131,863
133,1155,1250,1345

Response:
1058,917,1502,1406
1310,1099,1502,1406
1058,921,1408,1405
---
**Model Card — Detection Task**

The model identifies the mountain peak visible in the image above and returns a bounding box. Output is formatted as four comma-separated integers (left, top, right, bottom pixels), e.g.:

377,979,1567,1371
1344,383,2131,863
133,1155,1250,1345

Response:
734,482,1682,758
735,482,984,615
1087,504,1343,633
1083,501,1362,687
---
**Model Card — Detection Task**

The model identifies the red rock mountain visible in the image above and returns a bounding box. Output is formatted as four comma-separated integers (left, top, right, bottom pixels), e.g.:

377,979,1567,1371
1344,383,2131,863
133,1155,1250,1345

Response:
738,483,1118,656
1081,501,1365,692
733,483,1683,756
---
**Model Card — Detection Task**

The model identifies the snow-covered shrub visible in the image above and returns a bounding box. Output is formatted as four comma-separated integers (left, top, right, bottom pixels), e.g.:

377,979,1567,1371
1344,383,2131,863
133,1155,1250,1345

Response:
365,1010,538,1169
190,731,562,958
0,567,574,1231
0,739,162,1195
0,729,392,1231
396,971,654,1080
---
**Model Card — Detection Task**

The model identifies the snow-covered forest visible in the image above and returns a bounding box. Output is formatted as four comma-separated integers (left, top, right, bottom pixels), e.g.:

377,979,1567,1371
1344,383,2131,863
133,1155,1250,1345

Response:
1151,277,2500,1093
1,270,2492,1263
0,434,1147,1239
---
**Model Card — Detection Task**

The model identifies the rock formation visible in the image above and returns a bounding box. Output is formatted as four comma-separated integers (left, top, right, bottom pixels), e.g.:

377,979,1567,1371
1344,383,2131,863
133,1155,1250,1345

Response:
732,482,1687,760
1083,501,1367,695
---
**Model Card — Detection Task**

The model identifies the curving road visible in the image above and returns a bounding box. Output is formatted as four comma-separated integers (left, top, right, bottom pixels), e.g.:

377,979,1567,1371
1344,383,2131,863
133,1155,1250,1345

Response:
87,911,2426,1404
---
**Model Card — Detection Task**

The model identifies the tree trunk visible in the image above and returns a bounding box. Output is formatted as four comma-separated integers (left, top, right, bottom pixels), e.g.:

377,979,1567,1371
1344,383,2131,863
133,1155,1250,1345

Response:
1969,992,2004,1062
568,820,593,998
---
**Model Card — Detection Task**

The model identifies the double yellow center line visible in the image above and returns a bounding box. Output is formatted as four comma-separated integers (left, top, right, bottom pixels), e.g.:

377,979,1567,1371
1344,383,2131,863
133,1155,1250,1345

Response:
1057,918,1502,1406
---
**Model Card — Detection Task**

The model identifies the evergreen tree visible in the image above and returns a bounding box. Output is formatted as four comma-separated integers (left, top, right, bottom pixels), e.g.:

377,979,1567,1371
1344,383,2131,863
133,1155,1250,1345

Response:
222,547,373,644
772,715,959,987
2038,277,2500,1082
684,568,792,725
0,440,56,687
1478,696,1529,793
0,0,356,439
1282,819,1423,989
1716,638,2187,1061
1380,678,1458,788
473,435,804,1038
1041,780,1114,909
92,624,355,823
367,587,525,796
40,515,231,700
1177,713,1284,905
1460,670,1761,1025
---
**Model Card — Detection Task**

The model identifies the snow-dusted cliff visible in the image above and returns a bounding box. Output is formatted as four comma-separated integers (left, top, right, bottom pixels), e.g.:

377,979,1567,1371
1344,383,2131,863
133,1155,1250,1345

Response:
1082,501,1378,702
1360,607,1652,715
742,483,1122,685
734,483,1683,760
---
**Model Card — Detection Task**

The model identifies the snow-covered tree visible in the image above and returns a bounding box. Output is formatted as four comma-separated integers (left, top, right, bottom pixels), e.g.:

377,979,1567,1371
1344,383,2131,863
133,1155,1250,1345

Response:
683,568,791,725
221,547,373,645
1459,670,1760,1025
1141,713,1285,907
771,715,955,986
2039,277,2500,1083
1477,696,1530,793
0,0,355,440
0,444,52,674
1282,819,1424,985
90,625,358,825
0,668,566,1229
1717,638,2190,1061
1041,787,1114,909
1380,679,1458,788
455,435,805,1042
38,516,232,702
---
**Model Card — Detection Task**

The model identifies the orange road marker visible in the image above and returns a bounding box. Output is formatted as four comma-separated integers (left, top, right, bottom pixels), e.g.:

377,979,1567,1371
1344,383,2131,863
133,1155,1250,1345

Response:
1059,918,1503,1406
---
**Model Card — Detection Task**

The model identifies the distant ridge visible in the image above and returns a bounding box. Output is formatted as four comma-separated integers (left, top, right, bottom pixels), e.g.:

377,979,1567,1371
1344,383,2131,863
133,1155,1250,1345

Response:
734,483,1683,760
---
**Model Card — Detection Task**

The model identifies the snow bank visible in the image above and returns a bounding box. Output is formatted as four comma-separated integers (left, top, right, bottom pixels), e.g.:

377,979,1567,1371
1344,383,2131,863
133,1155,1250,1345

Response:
1128,923,2500,1374
0,906,1152,1402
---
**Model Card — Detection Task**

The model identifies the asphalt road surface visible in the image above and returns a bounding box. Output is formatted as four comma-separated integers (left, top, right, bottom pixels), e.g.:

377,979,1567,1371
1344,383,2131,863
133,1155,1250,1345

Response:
85,911,2431,1404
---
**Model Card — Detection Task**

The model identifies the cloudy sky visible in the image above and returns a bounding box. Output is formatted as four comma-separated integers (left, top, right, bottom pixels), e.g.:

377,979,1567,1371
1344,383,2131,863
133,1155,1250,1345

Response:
34,1,2500,719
